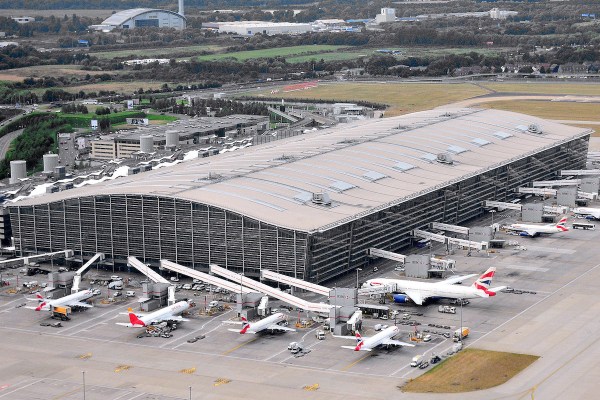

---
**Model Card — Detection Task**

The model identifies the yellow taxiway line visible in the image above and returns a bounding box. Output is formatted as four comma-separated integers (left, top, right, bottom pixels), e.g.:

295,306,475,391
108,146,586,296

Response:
222,337,258,356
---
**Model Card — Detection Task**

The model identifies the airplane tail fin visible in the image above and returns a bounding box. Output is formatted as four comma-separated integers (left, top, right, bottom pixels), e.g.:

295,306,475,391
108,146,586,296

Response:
35,292,44,300
239,316,250,334
555,217,569,231
354,331,364,351
127,308,145,327
34,301,47,311
472,267,498,296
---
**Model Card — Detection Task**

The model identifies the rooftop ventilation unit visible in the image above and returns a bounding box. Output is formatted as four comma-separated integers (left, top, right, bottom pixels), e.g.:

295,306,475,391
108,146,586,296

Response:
436,153,454,165
528,124,543,134
312,192,332,206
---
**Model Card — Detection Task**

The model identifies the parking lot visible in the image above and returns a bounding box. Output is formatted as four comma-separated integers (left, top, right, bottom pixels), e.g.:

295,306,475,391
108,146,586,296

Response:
0,207,599,399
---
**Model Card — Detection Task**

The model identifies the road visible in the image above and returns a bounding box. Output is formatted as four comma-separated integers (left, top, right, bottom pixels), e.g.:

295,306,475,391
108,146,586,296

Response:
0,128,23,160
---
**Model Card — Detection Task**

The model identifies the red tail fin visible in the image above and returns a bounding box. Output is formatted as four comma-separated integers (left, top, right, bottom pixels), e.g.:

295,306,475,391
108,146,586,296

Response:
35,302,46,311
128,310,145,327
240,316,250,334
36,293,44,299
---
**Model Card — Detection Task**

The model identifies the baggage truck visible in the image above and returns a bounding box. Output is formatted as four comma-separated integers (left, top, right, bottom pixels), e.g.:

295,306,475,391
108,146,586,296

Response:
52,305,71,321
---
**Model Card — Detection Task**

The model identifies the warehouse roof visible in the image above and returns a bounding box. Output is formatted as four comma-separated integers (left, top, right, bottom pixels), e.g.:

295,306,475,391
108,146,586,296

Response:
13,108,591,232
101,8,184,26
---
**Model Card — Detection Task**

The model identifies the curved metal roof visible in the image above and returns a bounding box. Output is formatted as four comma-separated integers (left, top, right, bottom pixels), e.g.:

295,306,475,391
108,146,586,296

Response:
101,8,185,26
11,108,591,232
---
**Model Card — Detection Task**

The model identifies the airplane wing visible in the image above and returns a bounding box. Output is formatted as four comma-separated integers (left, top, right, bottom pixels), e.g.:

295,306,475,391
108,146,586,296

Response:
382,339,415,347
169,316,189,322
341,345,371,351
67,301,93,308
403,289,425,305
222,320,243,325
436,274,477,285
266,324,296,332
115,323,139,328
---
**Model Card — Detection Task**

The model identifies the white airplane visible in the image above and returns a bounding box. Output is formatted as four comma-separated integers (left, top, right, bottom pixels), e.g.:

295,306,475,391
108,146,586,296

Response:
362,267,504,305
572,207,600,220
505,217,568,237
117,300,193,327
226,312,296,334
25,289,94,311
337,326,415,352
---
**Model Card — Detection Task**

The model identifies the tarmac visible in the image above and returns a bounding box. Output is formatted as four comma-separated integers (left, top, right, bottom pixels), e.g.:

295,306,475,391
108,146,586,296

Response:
0,207,599,399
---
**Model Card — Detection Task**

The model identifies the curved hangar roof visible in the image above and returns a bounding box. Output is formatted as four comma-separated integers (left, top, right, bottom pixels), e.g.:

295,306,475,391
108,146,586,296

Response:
14,108,591,232
101,8,185,27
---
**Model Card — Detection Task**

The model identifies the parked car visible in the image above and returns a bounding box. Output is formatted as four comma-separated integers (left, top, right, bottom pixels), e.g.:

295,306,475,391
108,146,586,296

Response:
182,284,192,290
110,275,121,281
125,291,135,297
113,291,122,297
170,276,180,282
193,279,202,284
419,361,429,369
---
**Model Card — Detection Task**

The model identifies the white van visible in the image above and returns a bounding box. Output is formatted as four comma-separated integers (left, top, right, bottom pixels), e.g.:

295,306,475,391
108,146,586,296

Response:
125,291,135,297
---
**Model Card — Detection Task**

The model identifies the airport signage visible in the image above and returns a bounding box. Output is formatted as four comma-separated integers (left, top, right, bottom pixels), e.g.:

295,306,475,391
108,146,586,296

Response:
126,118,149,125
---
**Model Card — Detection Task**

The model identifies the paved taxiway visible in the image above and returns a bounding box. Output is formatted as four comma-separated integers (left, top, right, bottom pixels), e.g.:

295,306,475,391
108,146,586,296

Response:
1,208,599,399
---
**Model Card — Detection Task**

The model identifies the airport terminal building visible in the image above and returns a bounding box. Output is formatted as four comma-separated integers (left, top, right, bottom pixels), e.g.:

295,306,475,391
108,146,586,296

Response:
8,108,590,283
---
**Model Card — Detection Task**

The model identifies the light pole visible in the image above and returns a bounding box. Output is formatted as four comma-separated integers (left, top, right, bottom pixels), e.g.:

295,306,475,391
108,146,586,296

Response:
355,268,362,289
82,371,86,400
189,386,192,400
490,210,497,239
459,298,463,343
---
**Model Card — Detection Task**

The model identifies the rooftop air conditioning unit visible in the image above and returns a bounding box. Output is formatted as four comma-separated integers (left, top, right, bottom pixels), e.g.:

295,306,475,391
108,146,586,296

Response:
528,124,542,134
437,153,454,165
312,192,332,206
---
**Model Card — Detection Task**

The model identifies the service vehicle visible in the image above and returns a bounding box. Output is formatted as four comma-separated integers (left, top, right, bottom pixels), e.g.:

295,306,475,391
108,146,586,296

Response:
125,291,135,297
182,284,192,290
315,330,325,340
410,355,424,367
453,327,470,342
438,305,457,314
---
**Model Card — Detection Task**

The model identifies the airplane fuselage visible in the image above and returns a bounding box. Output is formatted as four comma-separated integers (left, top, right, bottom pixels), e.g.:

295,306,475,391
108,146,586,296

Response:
572,207,600,219
506,223,565,235
141,301,190,325
246,312,286,333
39,289,94,309
364,278,485,302
361,326,401,350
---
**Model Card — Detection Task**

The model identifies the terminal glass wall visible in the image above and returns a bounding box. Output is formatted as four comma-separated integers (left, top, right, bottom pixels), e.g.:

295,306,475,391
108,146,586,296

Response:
307,137,589,283
10,195,308,280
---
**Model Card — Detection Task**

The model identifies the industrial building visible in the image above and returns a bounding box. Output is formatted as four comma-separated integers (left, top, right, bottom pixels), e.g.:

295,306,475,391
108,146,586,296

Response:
203,21,313,36
90,115,269,160
90,0,186,31
7,108,590,284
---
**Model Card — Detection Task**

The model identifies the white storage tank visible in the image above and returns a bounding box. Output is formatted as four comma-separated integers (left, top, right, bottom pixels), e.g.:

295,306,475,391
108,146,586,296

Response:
9,160,26,184
165,131,179,148
43,154,59,173
140,136,154,153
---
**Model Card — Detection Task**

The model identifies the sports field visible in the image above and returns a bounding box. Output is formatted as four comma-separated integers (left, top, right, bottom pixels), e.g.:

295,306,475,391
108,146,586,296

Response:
402,349,539,393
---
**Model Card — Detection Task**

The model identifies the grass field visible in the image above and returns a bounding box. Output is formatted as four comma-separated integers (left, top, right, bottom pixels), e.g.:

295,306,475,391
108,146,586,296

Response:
482,100,600,123
91,45,225,60
481,82,600,96
196,45,346,62
286,51,372,63
402,349,539,393
64,82,169,94
254,82,490,116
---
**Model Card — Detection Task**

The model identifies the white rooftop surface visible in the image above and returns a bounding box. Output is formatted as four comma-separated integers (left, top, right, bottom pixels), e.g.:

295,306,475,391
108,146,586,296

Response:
101,8,178,26
13,108,591,232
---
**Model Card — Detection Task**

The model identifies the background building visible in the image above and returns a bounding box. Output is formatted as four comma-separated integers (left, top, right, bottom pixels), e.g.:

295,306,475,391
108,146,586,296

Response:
90,1,186,32
204,21,312,36
8,108,590,284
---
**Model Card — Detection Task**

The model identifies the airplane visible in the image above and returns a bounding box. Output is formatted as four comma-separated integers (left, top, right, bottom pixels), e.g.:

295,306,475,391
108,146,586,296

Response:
572,207,600,220
362,267,505,305
226,312,296,334
25,289,94,311
117,300,193,327
337,326,415,352
505,217,568,237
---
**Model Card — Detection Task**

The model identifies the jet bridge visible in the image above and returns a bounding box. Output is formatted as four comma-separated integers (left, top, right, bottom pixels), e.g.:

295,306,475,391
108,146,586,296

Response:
533,179,581,187
561,169,600,176
0,250,74,268
431,222,469,235
413,230,487,251
160,259,255,295
71,253,104,293
210,264,332,314
128,257,175,305
260,269,330,297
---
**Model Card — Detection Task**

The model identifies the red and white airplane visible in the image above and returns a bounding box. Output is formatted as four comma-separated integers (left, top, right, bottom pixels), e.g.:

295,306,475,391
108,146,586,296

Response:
117,300,193,327
505,217,569,237
226,312,296,334
363,267,504,305
25,289,94,311
338,326,415,352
